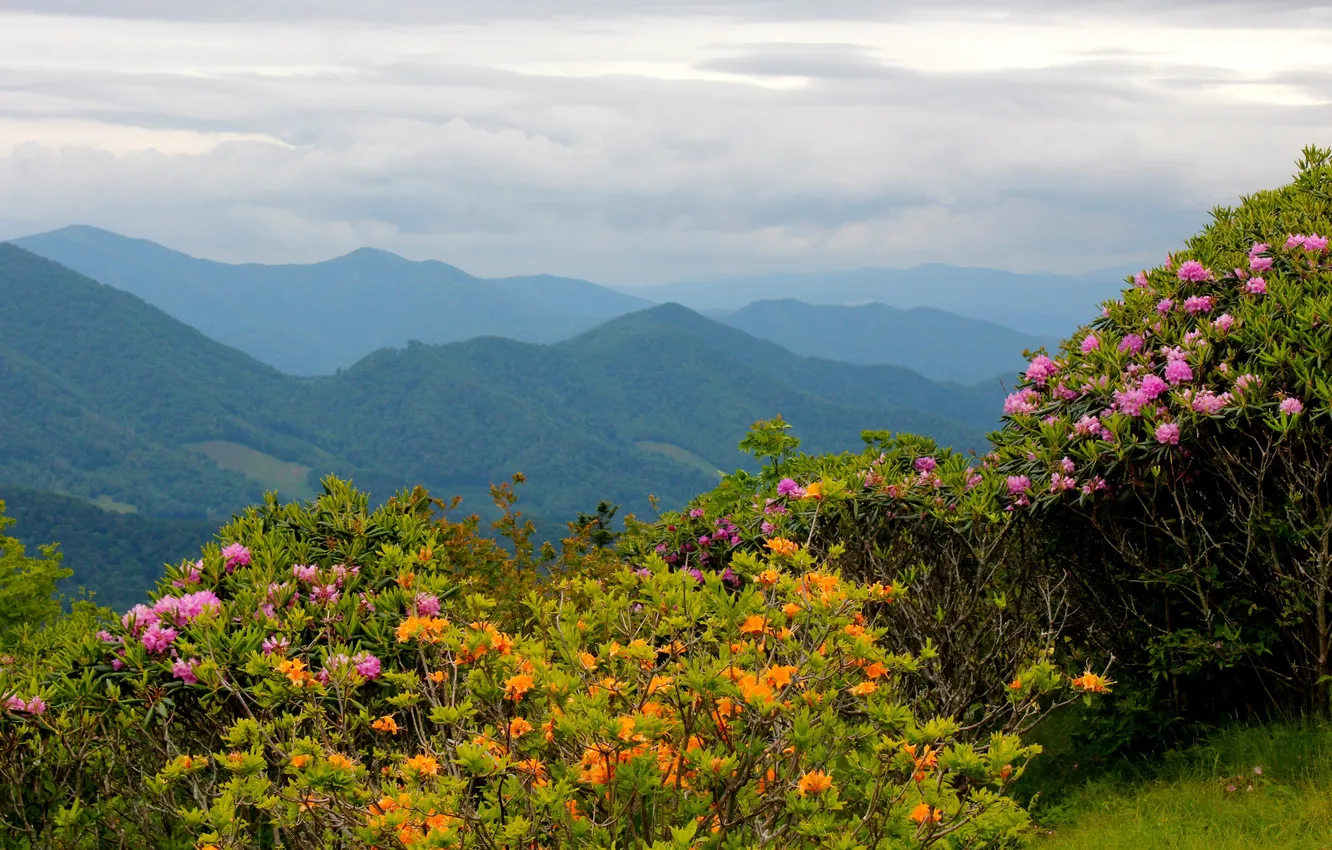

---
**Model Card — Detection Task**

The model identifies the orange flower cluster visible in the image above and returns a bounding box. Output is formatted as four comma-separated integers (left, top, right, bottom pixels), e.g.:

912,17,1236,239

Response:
910,802,943,825
765,537,801,557
1070,671,1113,693
371,714,399,734
458,620,514,663
395,615,449,644
277,658,315,688
401,754,439,778
796,770,834,795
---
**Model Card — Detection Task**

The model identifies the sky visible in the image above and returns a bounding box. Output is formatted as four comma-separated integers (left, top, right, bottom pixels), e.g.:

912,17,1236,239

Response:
1,1,1331,285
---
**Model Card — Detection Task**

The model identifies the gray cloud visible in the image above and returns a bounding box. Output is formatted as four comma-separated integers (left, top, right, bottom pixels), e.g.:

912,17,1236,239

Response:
0,7,1329,285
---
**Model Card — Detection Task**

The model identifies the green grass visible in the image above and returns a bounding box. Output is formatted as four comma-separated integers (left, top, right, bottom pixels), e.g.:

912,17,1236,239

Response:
186,440,317,501
1031,722,1332,849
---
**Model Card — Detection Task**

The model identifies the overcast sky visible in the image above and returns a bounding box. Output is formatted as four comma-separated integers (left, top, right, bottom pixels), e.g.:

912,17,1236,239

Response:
1,2,1330,284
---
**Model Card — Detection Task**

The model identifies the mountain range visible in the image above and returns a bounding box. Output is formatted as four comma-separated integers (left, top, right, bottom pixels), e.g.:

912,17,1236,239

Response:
13,226,652,376
12,227,1097,380
0,242,1004,534
636,265,1125,338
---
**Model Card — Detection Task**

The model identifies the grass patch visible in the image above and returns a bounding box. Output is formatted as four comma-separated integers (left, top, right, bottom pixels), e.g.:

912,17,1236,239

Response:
636,441,724,478
186,440,317,501
89,494,137,514
1031,721,1332,849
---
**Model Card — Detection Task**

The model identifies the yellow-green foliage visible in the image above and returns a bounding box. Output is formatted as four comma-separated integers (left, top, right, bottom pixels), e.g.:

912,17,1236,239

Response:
0,479,1101,849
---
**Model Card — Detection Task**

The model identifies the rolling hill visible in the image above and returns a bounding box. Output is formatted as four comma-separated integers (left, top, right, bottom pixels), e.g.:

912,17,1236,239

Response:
12,226,652,376
718,299,1050,383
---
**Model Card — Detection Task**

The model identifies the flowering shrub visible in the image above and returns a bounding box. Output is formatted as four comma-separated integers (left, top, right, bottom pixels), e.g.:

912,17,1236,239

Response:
625,420,1085,729
0,476,1104,848
986,147,1332,714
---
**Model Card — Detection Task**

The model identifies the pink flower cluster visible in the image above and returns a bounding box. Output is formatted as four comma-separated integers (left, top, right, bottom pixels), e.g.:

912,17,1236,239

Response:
4,695,47,715
1004,388,1041,416
1176,260,1212,282
318,652,382,685
1026,355,1058,385
1285,233,1328,252
172,657,200,684
221,543,251,573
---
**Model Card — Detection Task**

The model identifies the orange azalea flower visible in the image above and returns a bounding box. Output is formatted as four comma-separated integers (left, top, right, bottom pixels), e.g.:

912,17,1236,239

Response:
505,673,535,701
403,754,439,777
764,665,797,689
289,753,311,768
428,670,447,683
1008,678,1023,690
277,657,313,687
396,571,415,589
508,717,534,738
757,568,781,587
647,675,673,695
396,615,449,643
766,537,800,557
796,770,834,796
843,624,867,638
371,715,399,734
910,802,942,824
864,662,888,680
739,614,768,636
803,481,824,499
848,680,878,697
999,764,1014,781
1070,671,1113,693
565,799,582,821
578,652,598,670
782,602,801,620
326,753,354,771
425,812,458,832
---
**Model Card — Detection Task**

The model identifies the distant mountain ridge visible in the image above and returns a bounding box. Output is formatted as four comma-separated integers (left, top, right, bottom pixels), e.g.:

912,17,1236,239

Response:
718,299,1051,383
631,264,1125,337
0,243,1003,539
12,226,653,376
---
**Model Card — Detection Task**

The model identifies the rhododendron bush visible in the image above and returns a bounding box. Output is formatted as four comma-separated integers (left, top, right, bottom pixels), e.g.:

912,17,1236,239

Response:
988,147,1332,714
0,480,1098,849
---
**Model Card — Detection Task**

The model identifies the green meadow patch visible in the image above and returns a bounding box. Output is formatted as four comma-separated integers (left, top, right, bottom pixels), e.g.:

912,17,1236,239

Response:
635,440,724,478
186,440,317,501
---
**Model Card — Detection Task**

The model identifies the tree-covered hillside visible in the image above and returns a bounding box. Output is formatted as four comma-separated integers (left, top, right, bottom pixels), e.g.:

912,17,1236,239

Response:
1,243,1001,573
0,486,216,612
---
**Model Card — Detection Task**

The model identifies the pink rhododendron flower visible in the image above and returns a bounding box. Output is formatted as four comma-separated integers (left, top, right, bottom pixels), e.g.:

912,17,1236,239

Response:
914,456,936,474
1074,415,1104,437
172,657,200,684
1213,313,1235,333
1280,397,1304,416
1177,260,1211,282
1081,334,1100,353
1191,390,1233,415
1119,334,1145,354
141,623,178,654
1050,473,1077,493
221,543,251,572
1139,374,1168,400
1183,296,1214,314
1155,422,1181,445
1157,298,1174,314
1004,388,1041,415
1286,234,1307,249
1165,357,1193,385
1235,373,1261,391
354,653,382,679
1250,242,1269,256
1113,387,1149,416
261,635,290,656
688,508,704,518
1245,277,1267,295
1006,475,1031,496
1250,254,1273,272
414,593,441,617
776,478,805,498
760,521,776,535
310,585,340,604
122,604,159,635
1060,457,1076,474
965,472,983,489
1306,234,1328,252
292,564,319,583
1026,354,1058,385
1134,271,1150,288
1081,477,1108,495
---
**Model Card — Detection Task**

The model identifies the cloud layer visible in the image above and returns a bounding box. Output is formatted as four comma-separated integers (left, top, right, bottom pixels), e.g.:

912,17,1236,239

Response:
2,3,1331,283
